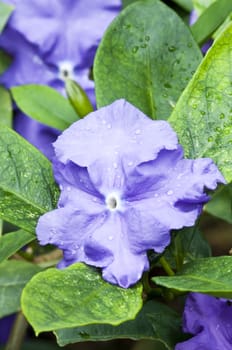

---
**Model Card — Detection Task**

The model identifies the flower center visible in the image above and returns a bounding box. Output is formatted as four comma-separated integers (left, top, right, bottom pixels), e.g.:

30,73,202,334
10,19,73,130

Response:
58,61,74,81
106,193,121,211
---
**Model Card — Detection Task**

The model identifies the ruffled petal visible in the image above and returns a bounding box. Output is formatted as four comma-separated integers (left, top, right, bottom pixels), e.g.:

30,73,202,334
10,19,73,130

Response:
176,293,232,350
54,99,178,167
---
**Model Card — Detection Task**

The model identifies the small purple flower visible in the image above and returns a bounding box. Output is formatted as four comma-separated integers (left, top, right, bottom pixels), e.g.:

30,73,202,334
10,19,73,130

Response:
36,100,224,288
176,293,232,349
0,0,121,156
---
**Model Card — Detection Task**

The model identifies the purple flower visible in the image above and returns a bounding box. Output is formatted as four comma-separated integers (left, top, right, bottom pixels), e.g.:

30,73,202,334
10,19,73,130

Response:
0,0,121,156
36,99,224,288
176,293,232,349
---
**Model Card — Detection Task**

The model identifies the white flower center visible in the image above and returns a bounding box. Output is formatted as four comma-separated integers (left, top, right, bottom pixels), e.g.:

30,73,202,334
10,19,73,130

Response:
106,192,121,211
58,61,74,81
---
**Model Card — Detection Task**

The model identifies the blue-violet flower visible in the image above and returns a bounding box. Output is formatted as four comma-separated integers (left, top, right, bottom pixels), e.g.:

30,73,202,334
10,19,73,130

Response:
176,293,232,349
36,100,225,288
0,0,121,156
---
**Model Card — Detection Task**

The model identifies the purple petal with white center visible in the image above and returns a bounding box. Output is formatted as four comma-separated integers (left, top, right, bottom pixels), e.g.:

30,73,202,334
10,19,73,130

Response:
175,293,232,350
36,100,225,287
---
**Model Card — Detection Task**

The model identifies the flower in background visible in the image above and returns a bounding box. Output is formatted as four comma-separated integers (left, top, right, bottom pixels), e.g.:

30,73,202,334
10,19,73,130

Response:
189,10,213,54
175,293,232,349
0,0,122,157
36,99,224,288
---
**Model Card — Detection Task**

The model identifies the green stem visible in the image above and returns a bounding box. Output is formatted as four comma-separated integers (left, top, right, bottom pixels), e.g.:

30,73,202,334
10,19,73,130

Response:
5,312,28,350
159,256,175,276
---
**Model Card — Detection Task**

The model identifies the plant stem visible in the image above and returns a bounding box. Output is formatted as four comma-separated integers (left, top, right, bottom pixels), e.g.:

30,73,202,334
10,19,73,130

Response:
159,256,175,276
5,312,28,350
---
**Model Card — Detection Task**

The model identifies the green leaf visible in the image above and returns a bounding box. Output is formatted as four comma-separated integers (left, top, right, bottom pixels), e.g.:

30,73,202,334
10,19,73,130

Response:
94,0,202,120
0,85,12,127
0,230,34,264
169,24,232,182
153,256,232,298
191,0,232,45
122,0,139,8
55,300,183,349
164,226,211,271
65,79,93,117
0,49,12,75
205,184,232,223
21,263,143,335
0,125,58,232
0,1,13,33
0,260,41,317
11,84,79,131
171,0,193,12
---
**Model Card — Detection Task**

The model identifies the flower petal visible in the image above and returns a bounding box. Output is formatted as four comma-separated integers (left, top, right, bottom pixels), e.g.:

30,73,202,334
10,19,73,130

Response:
176,293,232,349
54,99,178,168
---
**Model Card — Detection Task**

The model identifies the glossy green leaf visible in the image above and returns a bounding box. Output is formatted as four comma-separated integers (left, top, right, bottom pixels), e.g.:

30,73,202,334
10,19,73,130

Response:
94,0,202,120
0,1,13,33
205,184,232,223
122,0,139,8
22,263,143,335
153,256,232,298
11,84,79,130
0,85,12,127
193,0,215,13
55,300,183,349
65,79,93,117
169,24,232,182
164,226,211,271
191,0,232,45
0,230,34,264
0,49,12,75
0,125,58,232
0,260,41,317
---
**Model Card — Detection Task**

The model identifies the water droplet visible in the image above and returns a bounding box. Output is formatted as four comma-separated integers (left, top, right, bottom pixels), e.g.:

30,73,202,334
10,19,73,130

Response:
107,123,112,129
208,136,213,142
164,82,172,89
132,46,139,53
168,46,176,52
135,129,141,135
92,197,97,202
140,43,147,48
200,110,206,115
215,126,221,132
167,190,173,196
59,184,63,190
67,186,71,192
220,113,225,119
187,42,193,47
145,35,150,41
108,235,114,241
113,162,118,169
102,119,106,125
123,23,131,30
154,193,159,198
128,161,133,166
192,104,197,109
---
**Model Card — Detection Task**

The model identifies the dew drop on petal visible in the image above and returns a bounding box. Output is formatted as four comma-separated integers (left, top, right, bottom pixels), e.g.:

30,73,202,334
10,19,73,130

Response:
113,162,118,169
128,161,133,166
167,190,173,196
67,186,71,192
135,129,141,135
107,123,112,129
108,235,114,241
